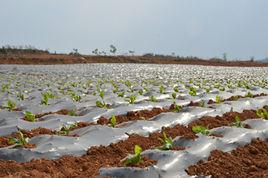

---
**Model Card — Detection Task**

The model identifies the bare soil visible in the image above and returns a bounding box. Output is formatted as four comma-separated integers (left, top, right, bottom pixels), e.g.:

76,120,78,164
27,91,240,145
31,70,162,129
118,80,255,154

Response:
0,53,267,67
0,105,267,177
186,138,268,178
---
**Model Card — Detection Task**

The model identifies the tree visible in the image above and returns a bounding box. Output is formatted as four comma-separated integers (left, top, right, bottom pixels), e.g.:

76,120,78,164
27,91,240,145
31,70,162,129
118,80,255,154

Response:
92,48,99,55
110,45,117,55
222,52,227,61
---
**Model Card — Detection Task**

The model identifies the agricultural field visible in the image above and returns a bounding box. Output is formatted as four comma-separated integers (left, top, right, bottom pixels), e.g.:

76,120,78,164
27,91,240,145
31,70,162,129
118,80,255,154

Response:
0,64,267,177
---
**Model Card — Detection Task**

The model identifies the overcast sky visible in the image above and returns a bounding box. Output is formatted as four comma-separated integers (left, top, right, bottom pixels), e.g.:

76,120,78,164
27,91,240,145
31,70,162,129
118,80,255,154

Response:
0,0,267,60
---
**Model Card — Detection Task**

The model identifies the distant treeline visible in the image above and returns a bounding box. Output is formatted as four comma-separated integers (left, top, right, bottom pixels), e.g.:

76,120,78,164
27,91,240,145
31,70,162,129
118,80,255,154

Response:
142,53,229,62
0,45,49,55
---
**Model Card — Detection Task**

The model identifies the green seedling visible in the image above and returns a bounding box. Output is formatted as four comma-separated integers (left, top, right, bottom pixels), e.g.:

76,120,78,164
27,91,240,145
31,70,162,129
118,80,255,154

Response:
118,92,124,97
8,131,29,146
219,87,225,91
129,95,137,104
17,92,25,100
215,95,221,104
41,91,55,105
150,95,157,102
192,125,209,135
113,86,119,93
158,132,173,150
99,90,105,99
172,92,177,100
256,109,268,119
173,104,182,112
3,100,16,110
72,94,81,102
96,100,106,108
199,101,205,107
138,89,143,95
109,115,117,127
245,92,253,98
67,110,77,116
124,145,143,166
41,94,49,105
58,123,77,136
1,84,8,92
23,111,36,122
125,80,132,88
189,87,197,96
96,90,107,108
173,86,179,92
231,116,244,128
159,85,165,94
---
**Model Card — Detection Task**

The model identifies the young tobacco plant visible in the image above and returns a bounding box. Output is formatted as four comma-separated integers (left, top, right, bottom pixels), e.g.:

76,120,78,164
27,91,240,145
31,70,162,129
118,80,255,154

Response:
128,95,137,104
109,115,117,127
17,92,25,100
23,111,36,122
256,109,268,120
3,100,16,110
138,89,143,95
58,123,77,136
173,86,179,92
189,87,197,96
118,92,124,97
231,116,244,128
124,145,143,166
215,95,221,104
173,103,182,112
172,92,177,100
150,95,157,102
41,91,55,105
159,85,165,94
158,132,173,150
67,110,77,116
192,125,209,135
1,84,8,92
245,92,253,98
8,131,29,147
96,90,107,108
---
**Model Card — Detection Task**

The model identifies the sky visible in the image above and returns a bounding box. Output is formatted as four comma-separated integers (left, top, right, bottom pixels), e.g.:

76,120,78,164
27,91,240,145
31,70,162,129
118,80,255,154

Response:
0,0,268,60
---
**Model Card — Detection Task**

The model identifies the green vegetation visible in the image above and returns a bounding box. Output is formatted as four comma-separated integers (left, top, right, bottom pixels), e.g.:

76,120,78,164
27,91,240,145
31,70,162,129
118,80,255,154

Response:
118,92,124,97
109,115,117,128
172,92,177,100
215,95,221,104
189,87,197,96
67,110,77,116
159,85,165,94
96,90,107,108
41,91,55,105
58,123,77,136
231,116,244,128
245,92,253,98
23,111,36,122
158,132,173,150
128,95,137,104
256,109,268,119
173,104,182,112
3,100,16,110
124,145,143,166
192,125,209,135
8,131,29,147
150,95,157,102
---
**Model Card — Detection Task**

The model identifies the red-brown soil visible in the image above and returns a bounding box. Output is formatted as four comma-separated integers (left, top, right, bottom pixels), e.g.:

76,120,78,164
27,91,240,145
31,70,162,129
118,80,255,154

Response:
97,107,169,125
0,104,267,177
0,125,194,177
188,108,265,130
0,53,267,67
186,138,268,178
